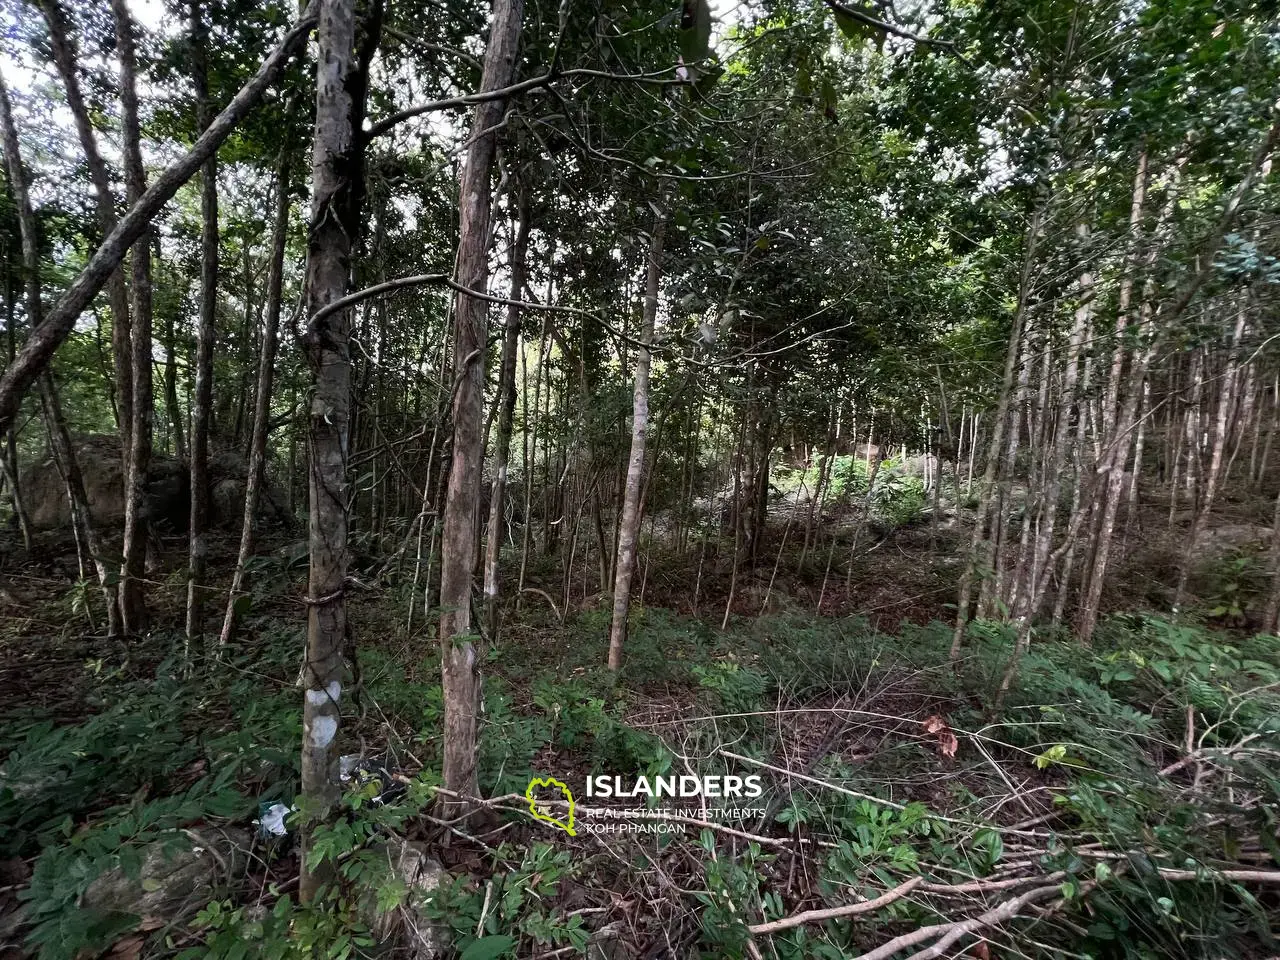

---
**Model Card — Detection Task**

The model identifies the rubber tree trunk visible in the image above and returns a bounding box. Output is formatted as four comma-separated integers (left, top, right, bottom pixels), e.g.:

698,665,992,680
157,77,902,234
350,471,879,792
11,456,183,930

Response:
438,0,524,819
950,211,1040,660
482,187,530,642
994,226,1093,709
112,0,154,635
1076,161,1187,643
298,0,380,902
220,150,291,647
0,3,318,437
186,0,219,646
607,212,665,672
1174,305,1247,610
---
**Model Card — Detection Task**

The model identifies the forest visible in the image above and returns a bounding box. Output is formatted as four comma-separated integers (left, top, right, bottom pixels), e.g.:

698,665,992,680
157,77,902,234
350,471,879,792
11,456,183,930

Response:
1,0,1279,956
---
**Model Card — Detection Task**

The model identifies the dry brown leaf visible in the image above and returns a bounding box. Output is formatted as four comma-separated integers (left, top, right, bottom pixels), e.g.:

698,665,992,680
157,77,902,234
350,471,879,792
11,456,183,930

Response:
922,715,959,759
108,936,145,959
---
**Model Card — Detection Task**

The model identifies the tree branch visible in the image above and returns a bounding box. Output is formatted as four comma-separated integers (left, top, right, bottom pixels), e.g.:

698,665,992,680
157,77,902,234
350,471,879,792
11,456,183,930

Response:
747,877,923,935
0,1,319,436
820,0,958,52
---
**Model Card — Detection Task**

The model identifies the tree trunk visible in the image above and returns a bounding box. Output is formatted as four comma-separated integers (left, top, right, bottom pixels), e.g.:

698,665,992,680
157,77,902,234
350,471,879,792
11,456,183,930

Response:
1174,305,1247,610
0,66,120,634
482,188,529,642
298,0,380,902
186,0,219,646
36,0,134,456
607,212,665,672
1076,160,1189,643
437,0,523,819
220,150,291,647
994,227,1092,708
163,305,185,461
1263,484,1280,634
112,0,154,635
950,211,1040,659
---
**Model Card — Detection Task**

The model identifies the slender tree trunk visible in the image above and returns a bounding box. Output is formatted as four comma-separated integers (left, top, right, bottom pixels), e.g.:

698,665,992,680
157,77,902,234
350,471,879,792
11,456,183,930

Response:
0,430,31,550
1123,380,1149,543
995,228,1092,708
951,212,1040,659
1174,306,1247,609
1077,160,1191,643
111,0,155,634
438,0,523,819
0,67,120,634
516,313,550,606
482,188,529,641
186,0,219,645
163,306,185,461
607,213,665,672
36,0,134,456
298,0,380,902
220,150,291,647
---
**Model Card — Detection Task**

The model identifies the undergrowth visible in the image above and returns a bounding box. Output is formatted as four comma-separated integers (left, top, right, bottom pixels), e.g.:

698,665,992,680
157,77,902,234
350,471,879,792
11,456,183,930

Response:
2,604,1277,959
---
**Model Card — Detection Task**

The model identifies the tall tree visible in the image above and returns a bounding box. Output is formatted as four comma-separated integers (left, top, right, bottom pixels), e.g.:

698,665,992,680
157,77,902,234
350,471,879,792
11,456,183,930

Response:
219,149,292,648
185,0,220,645
112,0,155,634
437,0,525,818
298,0,380,901
482,183,530,641
607,211,665,671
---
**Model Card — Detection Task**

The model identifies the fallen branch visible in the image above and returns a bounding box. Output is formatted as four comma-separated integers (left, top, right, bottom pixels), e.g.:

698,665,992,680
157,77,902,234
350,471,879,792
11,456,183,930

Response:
1155,868,1280,884
850,883,1065,960
748,876,923,935
519,587,563,623
720,750,1059,839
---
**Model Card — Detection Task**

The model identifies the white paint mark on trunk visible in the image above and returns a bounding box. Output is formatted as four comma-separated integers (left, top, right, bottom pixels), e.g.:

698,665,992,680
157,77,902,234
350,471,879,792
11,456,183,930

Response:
310,714,338,748
305,680,342,705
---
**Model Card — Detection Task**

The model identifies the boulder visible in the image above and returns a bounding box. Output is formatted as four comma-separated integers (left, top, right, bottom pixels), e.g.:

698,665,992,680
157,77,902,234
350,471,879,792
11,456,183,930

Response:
21,434,286,532
361,838,449,959
82,827,249,923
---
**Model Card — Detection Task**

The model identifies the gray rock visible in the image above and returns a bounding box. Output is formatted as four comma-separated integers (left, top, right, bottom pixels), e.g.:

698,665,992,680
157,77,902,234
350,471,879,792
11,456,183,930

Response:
82,827,249,923
588,920,636,960
362,838,449,959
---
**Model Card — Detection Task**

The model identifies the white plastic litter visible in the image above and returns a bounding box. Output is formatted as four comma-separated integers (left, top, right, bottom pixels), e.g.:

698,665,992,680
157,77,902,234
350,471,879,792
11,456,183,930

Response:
256,802,293,837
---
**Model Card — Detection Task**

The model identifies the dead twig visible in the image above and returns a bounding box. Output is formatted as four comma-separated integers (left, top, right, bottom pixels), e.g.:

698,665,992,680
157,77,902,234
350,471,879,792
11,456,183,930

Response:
747,876,923,935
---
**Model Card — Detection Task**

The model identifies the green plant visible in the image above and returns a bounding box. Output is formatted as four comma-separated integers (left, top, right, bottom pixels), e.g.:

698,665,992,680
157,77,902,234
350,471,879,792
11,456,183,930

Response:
422,842,588,957
691,661,770,713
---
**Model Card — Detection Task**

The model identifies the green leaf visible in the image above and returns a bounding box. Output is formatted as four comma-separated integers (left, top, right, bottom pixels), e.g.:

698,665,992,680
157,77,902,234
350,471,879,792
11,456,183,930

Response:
460,935,517,960
831,7,886,46
1034,744,1067,770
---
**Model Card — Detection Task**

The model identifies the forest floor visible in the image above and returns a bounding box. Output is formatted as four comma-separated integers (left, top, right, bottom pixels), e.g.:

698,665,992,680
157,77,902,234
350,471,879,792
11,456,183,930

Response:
1,505,1279,959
